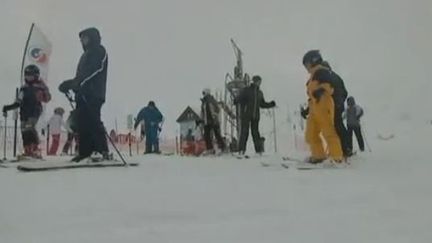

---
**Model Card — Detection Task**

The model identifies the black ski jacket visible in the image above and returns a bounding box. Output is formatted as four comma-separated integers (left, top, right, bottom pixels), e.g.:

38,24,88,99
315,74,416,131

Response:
74,28,108,102
235,84,275,121
329,70,348,109
3,80,51,121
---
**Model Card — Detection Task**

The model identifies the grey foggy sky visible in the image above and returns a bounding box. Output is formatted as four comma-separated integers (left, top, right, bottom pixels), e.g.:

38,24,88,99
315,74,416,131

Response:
1,0,431,135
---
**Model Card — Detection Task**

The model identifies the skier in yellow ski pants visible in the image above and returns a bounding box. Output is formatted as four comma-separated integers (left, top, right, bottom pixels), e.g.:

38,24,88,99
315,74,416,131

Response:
302,50,343,163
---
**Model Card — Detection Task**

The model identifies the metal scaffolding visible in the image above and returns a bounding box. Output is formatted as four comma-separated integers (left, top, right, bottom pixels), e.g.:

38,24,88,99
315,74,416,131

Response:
219,39,250,147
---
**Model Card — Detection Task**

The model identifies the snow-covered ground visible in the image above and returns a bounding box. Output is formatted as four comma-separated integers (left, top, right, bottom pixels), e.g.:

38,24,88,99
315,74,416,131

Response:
1,123,431,243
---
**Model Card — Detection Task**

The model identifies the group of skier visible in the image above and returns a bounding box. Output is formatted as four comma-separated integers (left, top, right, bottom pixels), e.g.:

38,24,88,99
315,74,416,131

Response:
2,27,365,163
300,50,364,163
194,75,276,156
3,27,109,162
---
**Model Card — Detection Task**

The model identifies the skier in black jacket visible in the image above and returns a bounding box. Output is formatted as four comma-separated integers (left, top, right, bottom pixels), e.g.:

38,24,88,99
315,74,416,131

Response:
235,75,276,155
321,61,351,157
59,27,109,162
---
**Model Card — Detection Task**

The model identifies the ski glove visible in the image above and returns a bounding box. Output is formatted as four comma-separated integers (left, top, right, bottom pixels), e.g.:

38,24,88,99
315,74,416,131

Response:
312,88,325,102
58,79,78,93
300,106,309,119
2,103,19,113
2,105,9,117
269,101,276,108
133,121,140,130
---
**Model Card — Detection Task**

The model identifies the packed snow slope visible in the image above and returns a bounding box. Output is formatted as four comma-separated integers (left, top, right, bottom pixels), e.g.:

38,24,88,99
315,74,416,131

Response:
0,123,431,243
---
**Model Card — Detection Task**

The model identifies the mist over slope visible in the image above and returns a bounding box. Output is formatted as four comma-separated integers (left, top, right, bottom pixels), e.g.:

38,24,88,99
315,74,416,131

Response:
1,0,431,136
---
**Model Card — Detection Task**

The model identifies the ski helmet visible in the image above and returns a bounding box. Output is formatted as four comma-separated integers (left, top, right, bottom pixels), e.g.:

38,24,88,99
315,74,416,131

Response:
252,75,262,83
347,96,356,106
24,65,40,78
302,50,323,67
54,107,65,115
202,88,211,96
148,101,156,107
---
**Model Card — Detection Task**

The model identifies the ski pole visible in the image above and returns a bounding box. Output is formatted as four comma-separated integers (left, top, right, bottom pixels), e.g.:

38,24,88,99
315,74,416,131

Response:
64,92,128,165
12,88,18,157
136,130,139,155
3,113,7,161
65,92,75,109
128,131,132,157
105,128,127,165
272,108,277,153
293,124,298,152
46,125,50,156
361,124,372,153
81,96,128,165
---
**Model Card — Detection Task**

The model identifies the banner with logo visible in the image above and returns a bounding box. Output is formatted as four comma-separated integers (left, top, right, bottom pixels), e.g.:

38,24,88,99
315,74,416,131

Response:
21,23,52,85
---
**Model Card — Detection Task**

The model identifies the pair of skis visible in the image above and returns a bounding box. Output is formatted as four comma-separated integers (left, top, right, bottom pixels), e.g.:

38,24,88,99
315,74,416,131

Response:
234,154,315,169
261,156,350,170
17,160,138,172
0,156,138,172
0,161,7,168
234,154,315,170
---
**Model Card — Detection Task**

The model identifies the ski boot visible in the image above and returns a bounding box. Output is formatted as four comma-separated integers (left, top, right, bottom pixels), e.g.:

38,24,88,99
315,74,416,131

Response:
71,154,90,163
201,149,216,156
304,156,326,164
31,145,43,160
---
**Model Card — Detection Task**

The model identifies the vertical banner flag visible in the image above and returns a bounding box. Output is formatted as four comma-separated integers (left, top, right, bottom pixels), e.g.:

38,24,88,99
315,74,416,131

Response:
21,23,52,84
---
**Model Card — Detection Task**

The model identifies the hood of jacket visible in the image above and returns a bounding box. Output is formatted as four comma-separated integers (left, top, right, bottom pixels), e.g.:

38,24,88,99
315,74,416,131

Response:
79,27,101,50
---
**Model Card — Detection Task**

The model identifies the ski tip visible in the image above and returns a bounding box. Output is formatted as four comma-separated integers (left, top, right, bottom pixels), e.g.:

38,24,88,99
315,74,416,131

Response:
260,162,270,167
281,163,290,169
16,165,32,172
126,163,139,167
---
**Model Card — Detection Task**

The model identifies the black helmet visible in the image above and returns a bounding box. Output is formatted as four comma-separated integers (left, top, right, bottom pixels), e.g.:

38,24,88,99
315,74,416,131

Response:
302,50,323,67
24,64,40,77
148,101,156,107
252,75,262,83
347,96,356,106
54,107,65,115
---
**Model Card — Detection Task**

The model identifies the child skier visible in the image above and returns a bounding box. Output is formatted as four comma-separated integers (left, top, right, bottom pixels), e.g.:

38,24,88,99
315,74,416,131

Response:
344,96,365,152
2,65,51,159
47,107,68,155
